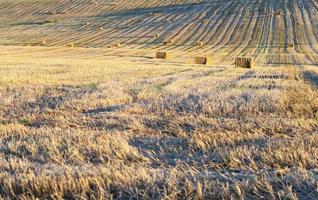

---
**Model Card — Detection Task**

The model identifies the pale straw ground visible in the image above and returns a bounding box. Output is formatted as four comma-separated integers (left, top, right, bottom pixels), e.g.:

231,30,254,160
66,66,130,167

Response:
0,46,317,199
0,0,318,199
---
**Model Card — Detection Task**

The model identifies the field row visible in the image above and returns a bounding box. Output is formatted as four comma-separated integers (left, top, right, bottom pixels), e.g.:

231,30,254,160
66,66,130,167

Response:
1,0,318,65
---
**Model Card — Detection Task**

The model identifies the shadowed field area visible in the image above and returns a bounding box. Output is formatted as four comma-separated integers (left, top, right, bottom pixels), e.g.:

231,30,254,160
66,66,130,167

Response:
0,46,317,199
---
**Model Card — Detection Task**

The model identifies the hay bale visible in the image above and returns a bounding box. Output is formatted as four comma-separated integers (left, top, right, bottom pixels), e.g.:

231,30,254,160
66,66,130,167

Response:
155,52,170,59
148,12,161,17
202,19,209,24
154,33,160,38
106,43,121,48
287,43,294,48
153,12,162,17
165,39,174,45
66,43,75,48
41,39,47,45
99,27,104,31
194,56,212,65
85,22,90,26
273,11,282,16
235,57,254,68
112,43,121,48
196,41,203,47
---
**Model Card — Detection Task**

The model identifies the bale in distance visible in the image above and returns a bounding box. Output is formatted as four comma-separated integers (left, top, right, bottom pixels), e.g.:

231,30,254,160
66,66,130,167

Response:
155,52,170,59
147,12,161,17
153,12,162,17
235,57,254,68
66,43,75,48
165,39,174,45
41,39,47,46
114,43,121,47
196,41,203,47
202,19,209,24
273,11,283,16
106,43,121,48
287,43,294,48
194,56,212,65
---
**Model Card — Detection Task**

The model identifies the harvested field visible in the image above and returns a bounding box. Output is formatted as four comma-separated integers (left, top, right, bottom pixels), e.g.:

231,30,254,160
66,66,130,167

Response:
1,0,318,66
0,46,317,199
0,0,318,199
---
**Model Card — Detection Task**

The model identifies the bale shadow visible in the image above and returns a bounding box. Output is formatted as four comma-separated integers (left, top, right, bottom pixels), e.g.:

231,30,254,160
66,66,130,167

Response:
303,70,318,88
24,85,97,112
83,105,126,115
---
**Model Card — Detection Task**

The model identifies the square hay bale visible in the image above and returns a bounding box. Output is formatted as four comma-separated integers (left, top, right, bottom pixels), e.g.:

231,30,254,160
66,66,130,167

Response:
154,33,160,38
287,43,294,48
165,39,174,45
155,52,170,59
112,43,121,48
41,39,47,45
202,19,209,24
194,56,212,65
235,57,254,68
202,19,209,23
153,12,162,17
66,43,75,48
148,12,161,17
273,11,282,16
196,41,203,47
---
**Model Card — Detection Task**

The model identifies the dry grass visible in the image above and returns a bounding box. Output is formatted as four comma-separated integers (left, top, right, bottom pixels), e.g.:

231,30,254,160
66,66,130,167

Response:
1,0,318,198
0,46,317,199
